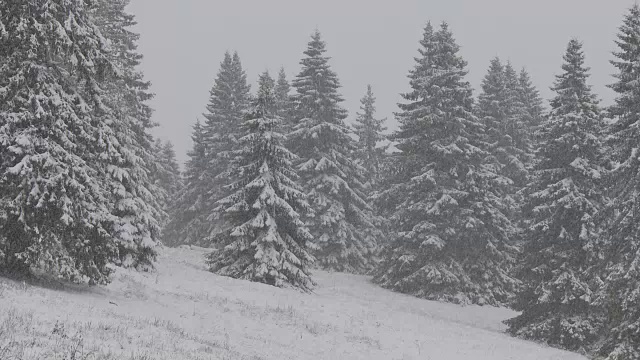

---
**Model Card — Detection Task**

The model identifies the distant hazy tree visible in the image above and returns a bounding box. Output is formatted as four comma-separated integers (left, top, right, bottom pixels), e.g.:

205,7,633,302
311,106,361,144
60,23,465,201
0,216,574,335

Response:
275,67,295,132
353,85,388,188
152,140,182,228
163,121,209,247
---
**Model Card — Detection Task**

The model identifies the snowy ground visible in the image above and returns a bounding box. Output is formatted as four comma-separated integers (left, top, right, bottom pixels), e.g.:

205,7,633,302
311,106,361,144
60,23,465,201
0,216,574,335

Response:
0,246,587,360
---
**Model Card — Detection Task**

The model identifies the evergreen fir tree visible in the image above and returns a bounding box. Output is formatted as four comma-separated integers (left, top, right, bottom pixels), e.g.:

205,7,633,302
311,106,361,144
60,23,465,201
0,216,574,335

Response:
353,85,388,187
506,39,606,351
477,59,529,197
163,121,209,247
476,57,513,194
290,30,380,273
91,0,162,270
476,59,531,245
596,5,640,359
275,67,294,130
518,68,545,132
517,68,545,171
207,71,315,290
0,0,120,284
503,61,531,186
203,51,251,243
373,23,519,306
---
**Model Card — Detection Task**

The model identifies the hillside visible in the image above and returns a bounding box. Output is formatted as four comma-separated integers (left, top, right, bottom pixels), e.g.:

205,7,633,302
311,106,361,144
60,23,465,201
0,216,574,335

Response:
0,246,587,360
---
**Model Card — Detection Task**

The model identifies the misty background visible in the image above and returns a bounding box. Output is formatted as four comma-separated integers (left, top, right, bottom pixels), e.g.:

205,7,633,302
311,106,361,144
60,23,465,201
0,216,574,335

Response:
128,0,632,165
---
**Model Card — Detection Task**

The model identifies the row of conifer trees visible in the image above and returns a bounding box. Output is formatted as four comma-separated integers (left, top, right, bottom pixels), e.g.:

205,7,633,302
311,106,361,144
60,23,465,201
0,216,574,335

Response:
3,1,640,358
164,5,640,359
0,0,184,284
164,32,386,288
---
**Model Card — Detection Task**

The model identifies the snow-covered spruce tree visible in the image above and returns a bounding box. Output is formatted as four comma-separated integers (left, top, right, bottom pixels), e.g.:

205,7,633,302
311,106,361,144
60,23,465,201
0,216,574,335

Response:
517,68,545,171
476,59,531,244
477,59,529,196
595,5,640,359
373,23,519,306
90,0,163,270
290,30,381,273
476,58,517,204
275,67,295,132
353,85,388,188
162,121,210,247
518,68,544,135
207,71,315,290
0,0,120,284
203,51,252,244
505,39,606,351
515,67,545,232
502,62,531,186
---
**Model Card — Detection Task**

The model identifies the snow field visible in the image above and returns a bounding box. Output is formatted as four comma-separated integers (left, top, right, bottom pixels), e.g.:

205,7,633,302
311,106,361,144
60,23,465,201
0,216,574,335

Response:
0,246,587,360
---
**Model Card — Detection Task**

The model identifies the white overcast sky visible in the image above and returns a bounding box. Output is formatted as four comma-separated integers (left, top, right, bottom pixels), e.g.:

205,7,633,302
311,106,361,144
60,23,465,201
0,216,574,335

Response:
128,0,635,165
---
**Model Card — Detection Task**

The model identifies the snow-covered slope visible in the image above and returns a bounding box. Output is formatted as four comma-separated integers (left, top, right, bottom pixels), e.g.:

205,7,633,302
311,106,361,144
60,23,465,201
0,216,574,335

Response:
0,246,587,360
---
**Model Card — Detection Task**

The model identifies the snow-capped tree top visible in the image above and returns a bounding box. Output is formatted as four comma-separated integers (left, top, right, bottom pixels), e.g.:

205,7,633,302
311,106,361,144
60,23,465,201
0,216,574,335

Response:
610,3,640,114
478,57,507,121
550,39,600,115
354,85,387,153
535,39,602,169
395,22,480,161
292,30,348,124
517,68,545,128
204,51,251,127
276,67,291,100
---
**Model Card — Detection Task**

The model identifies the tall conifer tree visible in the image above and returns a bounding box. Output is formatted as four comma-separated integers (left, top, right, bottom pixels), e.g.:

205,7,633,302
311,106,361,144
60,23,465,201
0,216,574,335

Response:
517,68,545,171
275,67,294,131
502,61,531,187
203,51,251,243
506,39,605,351
92,0,163,269
374,23,519,306
596,5,640,359
353,85,388,188
0,0,120,283
290,31,380,273
163,121,209,247
207,72,315,289
518,68,545,132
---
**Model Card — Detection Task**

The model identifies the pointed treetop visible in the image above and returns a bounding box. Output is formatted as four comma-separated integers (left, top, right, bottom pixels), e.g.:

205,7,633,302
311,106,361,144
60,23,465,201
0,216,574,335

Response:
257,70,276,111
292,28,347,124
504,61,519,87
304,29,328,59
550,39,598,112
354,84,387,144
482,57,506,89
433,22,468,71
277,67,288,82
418,22,436,53
354,84,387,182
518,67,545,122
276,67,291,97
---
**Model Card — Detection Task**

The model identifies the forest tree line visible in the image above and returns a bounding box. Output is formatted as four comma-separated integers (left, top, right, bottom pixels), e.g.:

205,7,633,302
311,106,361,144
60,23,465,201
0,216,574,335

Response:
2,1,640,359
